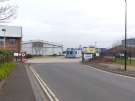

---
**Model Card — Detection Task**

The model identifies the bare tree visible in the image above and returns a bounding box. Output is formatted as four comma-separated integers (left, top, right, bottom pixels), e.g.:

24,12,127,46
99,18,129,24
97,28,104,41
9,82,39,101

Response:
0,0,17,22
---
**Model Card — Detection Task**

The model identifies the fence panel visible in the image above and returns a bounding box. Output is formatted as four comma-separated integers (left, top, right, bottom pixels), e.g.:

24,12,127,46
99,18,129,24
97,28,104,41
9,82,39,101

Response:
0,55,13,65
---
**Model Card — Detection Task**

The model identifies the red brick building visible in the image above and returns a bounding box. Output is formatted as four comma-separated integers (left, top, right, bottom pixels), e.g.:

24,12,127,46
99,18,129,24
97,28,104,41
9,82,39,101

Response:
0,25,22,52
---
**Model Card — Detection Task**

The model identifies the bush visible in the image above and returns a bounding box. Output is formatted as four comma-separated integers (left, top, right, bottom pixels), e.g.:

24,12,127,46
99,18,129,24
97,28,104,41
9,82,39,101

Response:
0,50,13,63
52,54,57,56
26,54,33,59
0,63,16,80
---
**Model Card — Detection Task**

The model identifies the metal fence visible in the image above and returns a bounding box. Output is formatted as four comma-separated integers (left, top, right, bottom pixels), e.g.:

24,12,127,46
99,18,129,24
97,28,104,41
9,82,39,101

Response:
0,55,13,64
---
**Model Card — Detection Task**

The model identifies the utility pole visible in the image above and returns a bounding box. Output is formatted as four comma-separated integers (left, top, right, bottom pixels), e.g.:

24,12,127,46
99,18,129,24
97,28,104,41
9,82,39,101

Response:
124,0,127,71
2,29,6,49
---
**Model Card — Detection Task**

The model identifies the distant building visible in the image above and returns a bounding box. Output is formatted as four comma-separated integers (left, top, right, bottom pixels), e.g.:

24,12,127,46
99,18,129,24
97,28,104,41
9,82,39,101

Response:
97,48,107,56
0,25,22,52
82,47,96,54
65,48,82,58
122,38,135,47
106,38,135,57
22,40,63,56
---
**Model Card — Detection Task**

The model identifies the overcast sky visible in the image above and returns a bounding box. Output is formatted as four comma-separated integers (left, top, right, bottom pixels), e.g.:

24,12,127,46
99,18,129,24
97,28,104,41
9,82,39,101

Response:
2,0,135,48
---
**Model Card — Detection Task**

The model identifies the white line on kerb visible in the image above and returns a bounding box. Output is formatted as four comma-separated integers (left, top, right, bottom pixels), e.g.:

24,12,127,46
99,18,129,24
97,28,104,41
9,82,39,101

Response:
29,66,59,101
85,65,135,80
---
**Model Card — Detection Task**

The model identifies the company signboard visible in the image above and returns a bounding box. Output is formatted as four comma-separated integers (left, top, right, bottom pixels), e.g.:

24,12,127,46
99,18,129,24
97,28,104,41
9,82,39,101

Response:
84,53,93,60
0,25,22,37
83,47,96,54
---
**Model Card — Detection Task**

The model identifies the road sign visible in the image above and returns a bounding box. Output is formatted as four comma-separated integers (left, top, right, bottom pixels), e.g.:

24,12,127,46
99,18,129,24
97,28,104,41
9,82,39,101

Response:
14,53,18,57
21,53,26,57
84,53,93,61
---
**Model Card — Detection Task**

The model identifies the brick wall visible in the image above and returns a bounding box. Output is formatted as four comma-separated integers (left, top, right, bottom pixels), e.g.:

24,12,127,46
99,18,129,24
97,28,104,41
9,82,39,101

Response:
0,37,21,52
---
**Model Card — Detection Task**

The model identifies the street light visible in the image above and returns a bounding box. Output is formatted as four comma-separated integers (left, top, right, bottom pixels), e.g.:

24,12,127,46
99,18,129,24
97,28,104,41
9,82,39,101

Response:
2,28,6,49
124,0,127,71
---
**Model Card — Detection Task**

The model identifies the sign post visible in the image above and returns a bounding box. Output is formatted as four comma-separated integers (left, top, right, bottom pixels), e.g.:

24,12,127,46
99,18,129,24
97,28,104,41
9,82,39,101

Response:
82,47,97,63
14,52,26,62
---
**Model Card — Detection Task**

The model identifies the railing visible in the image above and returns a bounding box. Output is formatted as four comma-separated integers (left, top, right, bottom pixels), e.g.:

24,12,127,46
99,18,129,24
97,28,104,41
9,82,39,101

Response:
0,55,13,64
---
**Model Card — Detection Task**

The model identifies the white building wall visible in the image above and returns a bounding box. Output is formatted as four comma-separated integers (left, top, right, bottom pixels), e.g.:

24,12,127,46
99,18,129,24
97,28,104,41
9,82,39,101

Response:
0,25,22,37
75,50,82,57
44,48,54,55
22,41,63,56
32,48,43,55
22,43,32,54
54,47,63,55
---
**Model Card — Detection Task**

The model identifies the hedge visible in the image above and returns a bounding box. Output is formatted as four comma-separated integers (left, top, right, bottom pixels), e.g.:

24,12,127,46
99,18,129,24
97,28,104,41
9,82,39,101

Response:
0,50,13,64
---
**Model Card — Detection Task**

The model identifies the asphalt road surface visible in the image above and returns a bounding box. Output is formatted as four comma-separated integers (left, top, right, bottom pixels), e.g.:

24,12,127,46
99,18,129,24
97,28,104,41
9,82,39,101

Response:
32,63,135,101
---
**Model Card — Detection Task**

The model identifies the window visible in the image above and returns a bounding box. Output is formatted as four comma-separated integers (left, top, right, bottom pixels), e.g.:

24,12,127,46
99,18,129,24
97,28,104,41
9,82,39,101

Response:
8,38,16,47
32,42,43,47
70,51,73,54
67,51,70,54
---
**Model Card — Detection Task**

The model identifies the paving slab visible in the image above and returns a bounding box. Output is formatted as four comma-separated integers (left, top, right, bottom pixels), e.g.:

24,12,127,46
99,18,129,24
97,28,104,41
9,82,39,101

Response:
0,63,36,101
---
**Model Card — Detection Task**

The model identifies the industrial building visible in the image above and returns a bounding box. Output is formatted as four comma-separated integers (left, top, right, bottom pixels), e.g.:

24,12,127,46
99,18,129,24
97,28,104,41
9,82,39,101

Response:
65,48,82,58
22,40,63,56
0,25,22,52
106,38,135,57
122,38,135,47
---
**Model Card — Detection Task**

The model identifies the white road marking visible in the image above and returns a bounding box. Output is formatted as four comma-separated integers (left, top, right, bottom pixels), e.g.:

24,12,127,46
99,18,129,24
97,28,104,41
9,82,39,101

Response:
29,66,59,101
85,65,135,80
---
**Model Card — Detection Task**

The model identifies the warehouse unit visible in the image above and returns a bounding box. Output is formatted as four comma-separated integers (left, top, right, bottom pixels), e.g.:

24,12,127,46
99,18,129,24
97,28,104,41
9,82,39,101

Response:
22,40,63,56
65,48,82,58
122,38,135,47
0,25,22,52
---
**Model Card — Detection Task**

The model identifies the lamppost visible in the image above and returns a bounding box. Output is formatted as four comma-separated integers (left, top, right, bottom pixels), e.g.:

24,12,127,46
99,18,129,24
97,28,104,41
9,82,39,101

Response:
2,28,6,49
124,0,127,71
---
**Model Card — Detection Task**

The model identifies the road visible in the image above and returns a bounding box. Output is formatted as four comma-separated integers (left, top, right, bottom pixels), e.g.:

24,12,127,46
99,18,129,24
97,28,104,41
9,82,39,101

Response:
31,61,135,101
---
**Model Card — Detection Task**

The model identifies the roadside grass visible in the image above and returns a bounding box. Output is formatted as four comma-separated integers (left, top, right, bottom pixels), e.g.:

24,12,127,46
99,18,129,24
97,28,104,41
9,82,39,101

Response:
0,63,16,81
113,58,135,66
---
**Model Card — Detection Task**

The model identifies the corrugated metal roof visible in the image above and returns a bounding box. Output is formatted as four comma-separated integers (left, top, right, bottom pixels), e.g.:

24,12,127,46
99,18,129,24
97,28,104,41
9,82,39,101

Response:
22,40,63,47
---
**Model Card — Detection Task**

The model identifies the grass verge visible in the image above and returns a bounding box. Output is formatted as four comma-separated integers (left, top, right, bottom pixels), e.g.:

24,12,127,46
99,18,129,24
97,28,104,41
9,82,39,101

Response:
0,63,16,81
113,58,135,66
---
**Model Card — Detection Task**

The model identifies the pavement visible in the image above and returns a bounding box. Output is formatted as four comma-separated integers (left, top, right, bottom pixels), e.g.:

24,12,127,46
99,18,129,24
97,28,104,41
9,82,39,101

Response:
32,62,135,101
0,63,36,101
